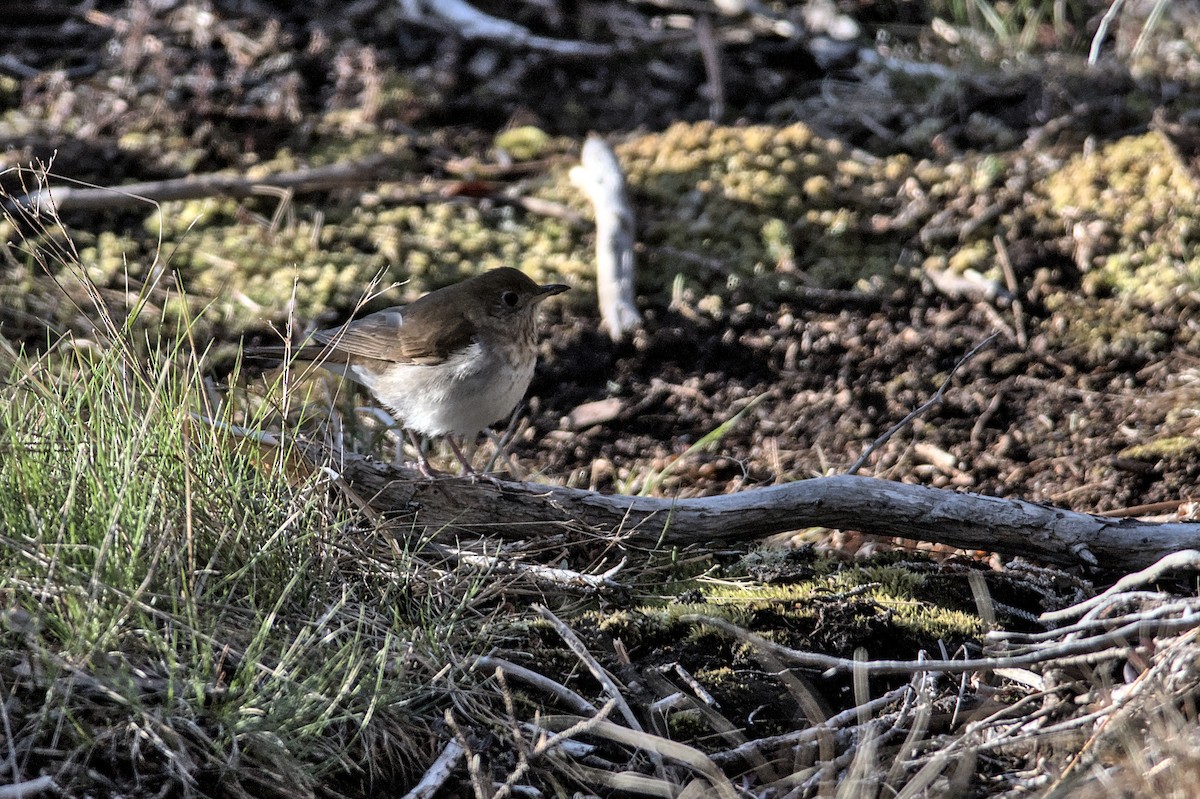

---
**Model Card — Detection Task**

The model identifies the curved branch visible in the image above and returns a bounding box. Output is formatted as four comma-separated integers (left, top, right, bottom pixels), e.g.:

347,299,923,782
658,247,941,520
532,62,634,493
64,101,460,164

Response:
324,449,1200,569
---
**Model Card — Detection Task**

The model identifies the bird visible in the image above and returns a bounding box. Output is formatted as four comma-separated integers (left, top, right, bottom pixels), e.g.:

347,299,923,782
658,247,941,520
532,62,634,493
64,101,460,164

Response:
256,267,569,477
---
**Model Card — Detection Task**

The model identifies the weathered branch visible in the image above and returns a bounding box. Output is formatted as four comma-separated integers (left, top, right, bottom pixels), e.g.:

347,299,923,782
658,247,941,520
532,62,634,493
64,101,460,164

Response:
403,0,617,58
6,153,395,213
400,738,465,799
323,448,1200,570
570,136,641,341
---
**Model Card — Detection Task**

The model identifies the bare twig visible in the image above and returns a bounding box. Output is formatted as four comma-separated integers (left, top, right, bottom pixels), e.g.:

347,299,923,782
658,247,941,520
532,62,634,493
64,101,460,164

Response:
533,605,645,735
6,155,395,214
0,778,59,799
442,710,489,799
993,234,1028,348
534,714,740,799
404,0,616,58
847,332,999,475
429,542,628,595
400,738,466,799
683,612,1195,676
1088,0,1126,65
493,699,619,799
1040,550,1200,624
474,655,599,716
695,14,725,121
0,674,19,785
709,686,910,767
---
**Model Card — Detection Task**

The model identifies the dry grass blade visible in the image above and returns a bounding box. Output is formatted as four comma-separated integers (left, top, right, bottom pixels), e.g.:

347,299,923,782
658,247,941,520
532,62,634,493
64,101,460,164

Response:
533,604,646,735
474,656,598,716
536,715,739,799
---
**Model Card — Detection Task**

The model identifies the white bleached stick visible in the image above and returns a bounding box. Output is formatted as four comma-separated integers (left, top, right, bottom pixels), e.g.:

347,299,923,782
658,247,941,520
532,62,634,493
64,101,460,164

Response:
570,136,642,341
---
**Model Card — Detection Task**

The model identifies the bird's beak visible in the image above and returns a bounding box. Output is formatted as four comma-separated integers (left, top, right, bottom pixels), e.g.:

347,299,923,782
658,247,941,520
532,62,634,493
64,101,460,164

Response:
537,283,570,299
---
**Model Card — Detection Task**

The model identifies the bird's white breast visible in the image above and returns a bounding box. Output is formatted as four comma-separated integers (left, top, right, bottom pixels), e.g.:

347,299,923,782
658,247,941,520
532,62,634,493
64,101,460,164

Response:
353,341,536,437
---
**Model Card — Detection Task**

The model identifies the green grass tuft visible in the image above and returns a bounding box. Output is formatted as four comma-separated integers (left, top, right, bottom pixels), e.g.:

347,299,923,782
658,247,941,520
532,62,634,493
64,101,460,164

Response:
0,178,489,797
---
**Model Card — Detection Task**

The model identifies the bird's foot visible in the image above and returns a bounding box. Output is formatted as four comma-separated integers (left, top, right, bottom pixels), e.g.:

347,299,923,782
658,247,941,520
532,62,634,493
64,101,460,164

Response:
417,460,447,479
405,430,448,479
458,465,507,487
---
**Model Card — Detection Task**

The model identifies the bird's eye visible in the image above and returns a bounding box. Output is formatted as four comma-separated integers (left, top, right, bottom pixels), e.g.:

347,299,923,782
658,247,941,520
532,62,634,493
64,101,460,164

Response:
501,291,520,307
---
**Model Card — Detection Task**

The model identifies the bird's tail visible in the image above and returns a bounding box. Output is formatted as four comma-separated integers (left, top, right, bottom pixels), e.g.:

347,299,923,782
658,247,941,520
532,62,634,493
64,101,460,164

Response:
242,343,361,384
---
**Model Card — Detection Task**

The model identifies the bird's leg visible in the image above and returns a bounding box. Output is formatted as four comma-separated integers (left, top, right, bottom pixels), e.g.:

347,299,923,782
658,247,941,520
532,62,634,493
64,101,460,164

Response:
447,436,509,487
445,436,479,477
407,430,445,478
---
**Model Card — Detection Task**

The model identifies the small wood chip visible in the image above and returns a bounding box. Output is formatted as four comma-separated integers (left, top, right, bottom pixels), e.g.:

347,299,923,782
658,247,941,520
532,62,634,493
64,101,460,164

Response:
562,397,623,430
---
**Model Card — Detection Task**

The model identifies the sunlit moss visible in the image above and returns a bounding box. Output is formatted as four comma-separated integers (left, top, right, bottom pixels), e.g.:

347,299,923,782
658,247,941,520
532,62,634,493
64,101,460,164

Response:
604,120,947,298
947,239,993,273
7,119,987,341
1042,131,1200,304
1119,436,1200,461
1043,294,1172,361
494,126,552,161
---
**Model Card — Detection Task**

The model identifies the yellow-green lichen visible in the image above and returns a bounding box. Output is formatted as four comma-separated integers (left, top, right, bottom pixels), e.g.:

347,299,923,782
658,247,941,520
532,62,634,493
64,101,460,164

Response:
494,126,552,161
1043,294,1172,361
603,121,941,298
1119,436,1200,461
1042,131,1200,304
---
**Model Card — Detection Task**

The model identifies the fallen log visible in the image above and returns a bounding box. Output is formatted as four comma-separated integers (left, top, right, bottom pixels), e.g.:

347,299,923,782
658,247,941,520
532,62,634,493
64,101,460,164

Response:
325,449,1200,570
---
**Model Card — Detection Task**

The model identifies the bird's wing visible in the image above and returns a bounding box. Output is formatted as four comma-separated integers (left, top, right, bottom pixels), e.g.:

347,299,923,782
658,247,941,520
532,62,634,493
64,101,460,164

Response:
312,305,477,366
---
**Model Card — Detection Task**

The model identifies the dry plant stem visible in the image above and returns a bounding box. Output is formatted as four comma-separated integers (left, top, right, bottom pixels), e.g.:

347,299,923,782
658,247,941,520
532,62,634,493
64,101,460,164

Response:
1098,498,1187,518
566,765,687,796
569,136,642,341
473,656,599,716
400,738,466,799
532,605,673,787
886,671,936,788
1045,632,1200,797
317,445,1200,568
535,715,740,799
789,722,905,797
0,778,59,799
695,14,725,121
0,675,19,783
897,688,1060,772
847,332,999,475
492,669,534,798
1040,549,1200,623
993,234,1028,348
682,614,1191,676
749,646,837,782
7,155,393,213
430,543,627,594
532,605,646,736
443,710,489,799
1088,0,1127,65
492,698,619,799
990,598,1181,647
708,686,910,767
